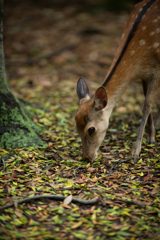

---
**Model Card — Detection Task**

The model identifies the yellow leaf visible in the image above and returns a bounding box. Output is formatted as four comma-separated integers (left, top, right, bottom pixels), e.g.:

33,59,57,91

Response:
86,163,90,168
91,212,96,221
0,149,8,154
137,158,142,163
113,206,119,210
64,183,74,188
72,207,80,212
71,221,83,229
122,211,131,216
15,168,24,172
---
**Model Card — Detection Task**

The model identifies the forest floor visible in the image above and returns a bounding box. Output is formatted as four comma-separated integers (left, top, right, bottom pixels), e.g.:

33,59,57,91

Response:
0,1,160,239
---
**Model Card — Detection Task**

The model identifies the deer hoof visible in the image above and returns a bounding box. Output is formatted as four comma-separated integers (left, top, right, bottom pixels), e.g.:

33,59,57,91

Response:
133,158,139,163
147,141,155,145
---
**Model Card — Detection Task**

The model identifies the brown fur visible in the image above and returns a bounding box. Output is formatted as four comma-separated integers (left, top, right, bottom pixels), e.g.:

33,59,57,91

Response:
76,0,160,163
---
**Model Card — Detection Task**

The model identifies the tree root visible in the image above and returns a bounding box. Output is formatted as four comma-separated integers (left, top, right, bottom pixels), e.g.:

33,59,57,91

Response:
0,194,99,211
111,198,145,208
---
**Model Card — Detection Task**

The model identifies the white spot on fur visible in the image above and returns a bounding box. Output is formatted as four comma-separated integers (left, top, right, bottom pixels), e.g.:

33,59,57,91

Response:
139,40,145,46
153,19,158,23
153,42,159,48
156,28,160,33
142,26,146,31
130,51,135,56
142,14,146,19
121,34,124,40
150,31,155,36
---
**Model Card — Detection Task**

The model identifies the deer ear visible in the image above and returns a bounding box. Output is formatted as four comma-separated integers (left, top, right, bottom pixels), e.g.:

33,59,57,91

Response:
77,77,90,100
94,87,108,110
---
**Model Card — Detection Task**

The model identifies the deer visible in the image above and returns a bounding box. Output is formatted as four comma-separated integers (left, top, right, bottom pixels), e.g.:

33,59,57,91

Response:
75,0,160,164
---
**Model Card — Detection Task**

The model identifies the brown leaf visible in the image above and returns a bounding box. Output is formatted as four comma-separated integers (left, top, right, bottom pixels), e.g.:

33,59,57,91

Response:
143,174,152,182
108,181,113,186
61,204,72,209
16,168,24,172
151,187,160,195
63,173,73,178
92,176,98,182
75,179,85,184
114,193,124,197
15,210,23,218
32,177,41,181
48,142,53,147
87,167,96,173
106,215,118,220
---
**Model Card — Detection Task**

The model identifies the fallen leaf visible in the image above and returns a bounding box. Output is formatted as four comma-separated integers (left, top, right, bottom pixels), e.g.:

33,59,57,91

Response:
87,167,96,173
75,179,85,184
61,204,72,209
48,142,53,147
63,195,72,205
71,220,83,229
151,187,160,195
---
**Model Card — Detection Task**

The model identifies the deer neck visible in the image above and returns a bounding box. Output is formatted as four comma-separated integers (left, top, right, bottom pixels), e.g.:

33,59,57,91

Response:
103,57,138,111
101,0,159,109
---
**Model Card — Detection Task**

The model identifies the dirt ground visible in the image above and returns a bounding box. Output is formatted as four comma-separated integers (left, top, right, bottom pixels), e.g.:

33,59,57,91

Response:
0,1,160,239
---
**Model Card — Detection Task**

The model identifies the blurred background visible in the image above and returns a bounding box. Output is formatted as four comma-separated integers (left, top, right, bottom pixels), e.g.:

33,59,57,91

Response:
3,0,141,106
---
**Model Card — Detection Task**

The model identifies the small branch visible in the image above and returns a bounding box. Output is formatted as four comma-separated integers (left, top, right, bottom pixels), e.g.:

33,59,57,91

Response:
0,157,6,171
149,171,160,175
0,194,99,211
6,43,78,67
112,198,145,208
74,166,86,176
112,159,131,164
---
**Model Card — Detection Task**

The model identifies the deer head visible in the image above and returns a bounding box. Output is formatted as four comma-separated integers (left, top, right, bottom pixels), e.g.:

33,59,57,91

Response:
75,77,109,163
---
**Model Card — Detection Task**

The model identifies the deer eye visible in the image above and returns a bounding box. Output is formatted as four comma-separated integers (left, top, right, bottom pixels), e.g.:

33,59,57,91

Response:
88,127,95,136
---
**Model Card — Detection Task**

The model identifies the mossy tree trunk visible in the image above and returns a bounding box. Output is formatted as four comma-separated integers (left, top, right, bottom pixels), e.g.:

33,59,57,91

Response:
0,0,44,149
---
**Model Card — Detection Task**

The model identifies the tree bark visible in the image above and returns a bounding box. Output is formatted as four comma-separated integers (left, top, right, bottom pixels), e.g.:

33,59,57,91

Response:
0,0,45,149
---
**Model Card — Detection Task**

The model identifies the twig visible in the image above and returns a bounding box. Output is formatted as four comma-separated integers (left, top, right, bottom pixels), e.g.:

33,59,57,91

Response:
112,198,145,208
74,166,86,176
112,159,131,164
0,157,6,171
149,171,160,175
0,194,99,211
6,43,78,66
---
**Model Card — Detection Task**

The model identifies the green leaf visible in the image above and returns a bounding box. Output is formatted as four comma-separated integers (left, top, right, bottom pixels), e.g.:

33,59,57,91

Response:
116,231,131,236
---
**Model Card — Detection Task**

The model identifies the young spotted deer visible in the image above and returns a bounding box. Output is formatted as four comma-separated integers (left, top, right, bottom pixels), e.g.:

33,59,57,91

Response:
75,0,160,163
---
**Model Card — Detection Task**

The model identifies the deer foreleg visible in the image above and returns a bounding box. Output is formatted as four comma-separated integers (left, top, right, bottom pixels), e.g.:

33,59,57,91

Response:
132,102,150,162
142,80,155,144
155,108,160,131
132,78,160,163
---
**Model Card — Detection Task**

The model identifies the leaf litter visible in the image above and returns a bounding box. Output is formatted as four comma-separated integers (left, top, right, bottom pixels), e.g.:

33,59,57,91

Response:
0,1,160,239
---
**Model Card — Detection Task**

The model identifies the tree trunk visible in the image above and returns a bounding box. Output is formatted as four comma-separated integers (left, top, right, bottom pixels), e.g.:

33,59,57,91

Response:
0,0,45,149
